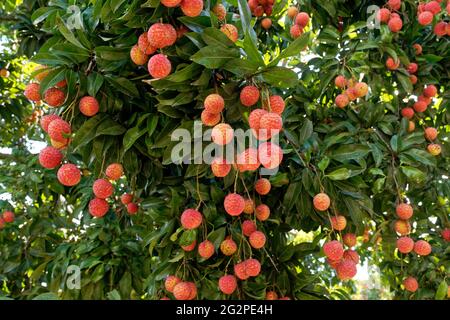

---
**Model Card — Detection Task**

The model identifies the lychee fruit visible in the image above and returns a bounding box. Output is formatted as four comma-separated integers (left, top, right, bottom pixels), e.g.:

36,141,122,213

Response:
295,12,309,27
242,220,257,237
24,83,41,101
386,57,400,70
236,148,260,172
401,107,414,119
255,204,270,221
330,215,347,231
40,114,61,132
335,75,347,88
409,75,417,85
93,179,114,199
39,146,63,169
181,240,197,252
335,94,349,108
138,32,157,55
211,157,231,177
418,95,432,105
180,0,203,17
313,193,330,211
287,6,299,18
147,23,177,48
323,240,344,260
240,85,260,107
219,275,237,295
261,18,272,30
249,108,267,131
413,240,431,256
51,138,69,150
173,282,192,300
245,258,261,277
44,88,65,107
387,0,401,10
397,236,414,254
407,63,418,74
336,259,357,281
388,17,402,32
130,45,148,66
413,44,422,55
234,262,249,280
418,11,433,25
120,193,133,205
165,275,181,293
424,127,438,141
220,24,238,42
89,198,109,217
57,163,81,186
224,193,245,216
343,233,357,247
423,85,437,98
198,240,215,259
249,231,266,249
127,203,139,214
211,123,234,145
48,119,71,142
290,24,303,39
201,110,221,126
212,4,227,21
413,101,427,113
265,291,278,300
161,0,182,8
204,93,224,113
394,219,411,236
148,54,172,79
403,277,418,292
377,8,390,23
424,0,441,15
105,163,123,180
343,249,359,264
259,112,282,137
258,142,283,169
396,203,413,220
220,239,237,256
408,121,415,132
3,211,15,223
427,143,441,156
243,198,254,214
441,228,450,242
266,95,285,114
180,209,202,229
255,178,271,195
79,96,100,117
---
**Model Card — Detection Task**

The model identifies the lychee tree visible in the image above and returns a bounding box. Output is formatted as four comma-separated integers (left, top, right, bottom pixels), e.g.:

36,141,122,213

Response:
0,0,449,300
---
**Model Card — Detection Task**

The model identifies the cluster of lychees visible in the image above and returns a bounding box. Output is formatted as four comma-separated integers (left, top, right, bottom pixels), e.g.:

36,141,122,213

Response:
333,76,369,108
24,65,67,108
285,6,310,39
160,0,204,17
417,0,450,37
312,193,361,281
393,202,433,293
248,0,274,30
376,0,403,32
0,210,15,231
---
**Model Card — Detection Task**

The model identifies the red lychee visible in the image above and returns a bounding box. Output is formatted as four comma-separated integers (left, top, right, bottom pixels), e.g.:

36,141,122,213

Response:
201,110,221,126
236,148,260,172
343,233,357,247
198,240,215,259
24,83,41,101
290,24,303,39
441,228,450,242
120,193,133,205
403,277,418,292
409,75,417,85
211,157,231,177
138,32,157,55
212,4,227,21
424,1,441,15
245,258,261,277
48,119,71,142
335,75,347,88
249,231,266,249
93,179,114,199
261,18,272,30
407,63,418,74
220,24,238,42
148,54,172,79
343,249,360,264
39,146,63,169
336,259,357,281
255,178,271,195
396,236,414,254
295,12,309,27
388,17,402,32
394,219,411,236
265,291,278,300
424,127,438,141
130,45,148,65
204,93,224,113
323,240,344,260
249,108,268,131
413,101,427,113
219,275,237,295
396,203,413,220
377,8,390,23
57,163,81,186
211,123,234,145
181,240,197,252
147,23,177,48
243,198,254,214
258,142,283,169
79,96,99,117
387,0,401,10
40,114,61,133
173,282,192,300
44,88,65,107
266,95,285,114
413,240,431,256
89,198,109,217
259,112,282,137
335,94,349,108
180,0,203,17
255,204,270,221
330,215,347,231
224,193,245,216
401,107,414,119
3,211,15,223
234,262,249,280
386,57,400,70
220,239,237,256
413,44,422,55
418,11,433,25
427,143,441,156
161,0,182,7
423,85,437,98
240,85,260,107
127,203,139,214
287,6,299,19
313,193,330,211
165,275,181,293
180,209,202,229
105,163,123,180
242,220,257,237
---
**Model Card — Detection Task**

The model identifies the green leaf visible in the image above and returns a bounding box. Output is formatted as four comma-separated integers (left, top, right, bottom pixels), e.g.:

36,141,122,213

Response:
270,32,309,66
38,67,66,95
396,73,413,94
105,76,139,97
400,166,426,183
71,114,108,151
331,144,371,162
201,27,235,48
32,293,59,300
87,72,104,96
326,168,351,180
401,148,436,167
260,66,298,88
243,30,265,66
31,7,58,24
435,281,448,300
56,16,86,49
191,46,240,69
223,58,260,76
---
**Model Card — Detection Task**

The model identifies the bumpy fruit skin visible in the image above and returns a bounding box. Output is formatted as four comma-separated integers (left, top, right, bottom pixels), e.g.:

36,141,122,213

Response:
120,193,133,205
408,121,415,132
260,112,282,137
130,45,148,65
180,209,202,229
242,220,257,236
409,75,417,85
245,258,261,277
40,114,61,132
89,198,109,217
220,239,237,256
181,240,196,251
48,119,71,142
219,275,237,295
266,95,285,114
212,4,226,20
39,146,63,169
424,127,438,142
413,43,422,55
51,138,69,150
335,75,347,88
396,203,413,220
127,203,139,214
234,262,249,280
261,18,272,30
211,123,234,145
441,229,450,242
413,240,431,256
24,83,41,101
388,17,403,32
313,193,330,211
425,0,441,15
211,157,231,177
173,282,192,300
427,143,441,156
79,96,100,117
255,178,271,195
165,275,181,293
249,231,266,249
204,93,224,113
161,0,182,8
423,85,437,98
255,204,270,221
240,86,260,107
387,0,401,10
249,109,268,138
3,211,15,223
328,257,341,269
323,240,344,260
354,82,368,97
418,11,434,26
287,6,299,19
147,23,177,48
336,259,357,281
403,277,418,292
243,198,254,214
343,249,359,264
386,57,400,70
198,240,215,259
295,12,309,27
418,95,432,106
394,219,411,236
343,233,357,247
237,148,259,172
138,33,157,55
330,215,347,231
401,107,414,119
335,94,349,108
413,101,427,113
201,110,221,126
180,0,203,17
258,142,283,169
220,24,238,42
44,88,65,107
93,179,114,199
105,163,123,180
397,236,414,254
265,291,278,300
377,8,390,22
224,193,245,216
57,164,81,186
290,24,303,38
148,54,172,79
